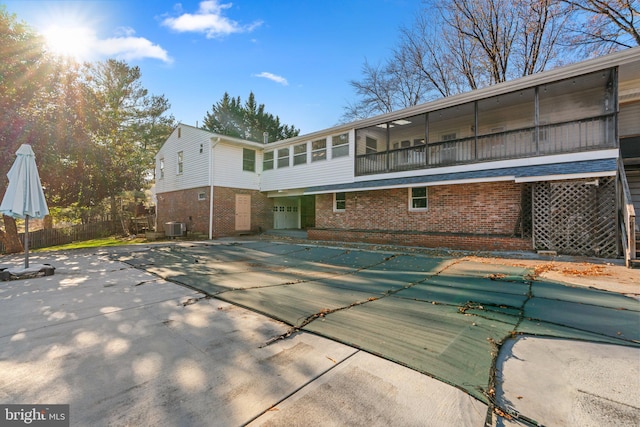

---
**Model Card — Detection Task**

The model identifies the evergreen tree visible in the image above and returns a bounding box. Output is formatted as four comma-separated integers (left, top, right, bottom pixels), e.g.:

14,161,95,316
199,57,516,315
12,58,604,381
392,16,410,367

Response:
203,91,300,143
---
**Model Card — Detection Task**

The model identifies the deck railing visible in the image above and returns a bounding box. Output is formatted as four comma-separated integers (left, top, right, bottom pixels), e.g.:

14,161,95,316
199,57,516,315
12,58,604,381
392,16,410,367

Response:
356,114,616,175
617,158,637,267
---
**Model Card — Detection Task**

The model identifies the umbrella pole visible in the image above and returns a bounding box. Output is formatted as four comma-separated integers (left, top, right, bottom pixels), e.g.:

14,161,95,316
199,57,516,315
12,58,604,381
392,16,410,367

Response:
24,215,29,269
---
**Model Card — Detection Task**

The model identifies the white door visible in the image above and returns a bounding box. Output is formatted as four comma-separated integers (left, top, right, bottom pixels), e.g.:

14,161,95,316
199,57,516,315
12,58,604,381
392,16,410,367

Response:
273,197,299,229
235,194,251,231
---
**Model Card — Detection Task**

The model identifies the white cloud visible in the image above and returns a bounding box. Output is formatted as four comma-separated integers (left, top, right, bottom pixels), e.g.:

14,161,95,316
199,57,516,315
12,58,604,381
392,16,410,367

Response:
162,0,262,38
42,25,171,63
254,72,289,86
97,36,172,64
114,26,137,37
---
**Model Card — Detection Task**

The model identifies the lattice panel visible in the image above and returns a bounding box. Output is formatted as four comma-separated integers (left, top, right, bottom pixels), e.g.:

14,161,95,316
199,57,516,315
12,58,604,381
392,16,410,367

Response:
533,177,617,257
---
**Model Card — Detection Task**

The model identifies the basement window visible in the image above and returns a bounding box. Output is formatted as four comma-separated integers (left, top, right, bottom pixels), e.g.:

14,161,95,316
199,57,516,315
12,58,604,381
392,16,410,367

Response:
198,192,206,201
334,192,346,212
409,187,428,211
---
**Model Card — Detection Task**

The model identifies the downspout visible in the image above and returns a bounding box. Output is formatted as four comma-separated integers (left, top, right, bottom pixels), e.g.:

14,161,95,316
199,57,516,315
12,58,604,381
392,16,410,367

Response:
209,137,221,239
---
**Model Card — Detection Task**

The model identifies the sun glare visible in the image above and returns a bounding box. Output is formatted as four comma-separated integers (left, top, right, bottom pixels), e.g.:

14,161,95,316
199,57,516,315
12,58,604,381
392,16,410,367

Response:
42,25,95,61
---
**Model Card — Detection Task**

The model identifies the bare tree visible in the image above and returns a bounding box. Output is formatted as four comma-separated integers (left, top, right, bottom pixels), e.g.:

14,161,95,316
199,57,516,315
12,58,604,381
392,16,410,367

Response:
399,12,480,97
343,0,571,121
344,60,396,121
517,0,571,75
443,0,520,84
563,0,640,55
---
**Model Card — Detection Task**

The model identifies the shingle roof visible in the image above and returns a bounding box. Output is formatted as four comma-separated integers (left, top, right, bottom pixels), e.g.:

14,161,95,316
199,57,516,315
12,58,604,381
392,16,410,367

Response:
304,158,617,194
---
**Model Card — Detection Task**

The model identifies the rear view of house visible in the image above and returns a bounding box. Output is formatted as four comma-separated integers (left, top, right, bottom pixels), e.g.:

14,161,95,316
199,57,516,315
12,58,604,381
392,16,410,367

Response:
155,47,640,265
154,127,272,238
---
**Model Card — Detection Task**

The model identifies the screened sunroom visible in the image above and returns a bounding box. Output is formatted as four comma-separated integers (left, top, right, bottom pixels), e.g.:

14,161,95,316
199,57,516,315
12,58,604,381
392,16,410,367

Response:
355,68,617,176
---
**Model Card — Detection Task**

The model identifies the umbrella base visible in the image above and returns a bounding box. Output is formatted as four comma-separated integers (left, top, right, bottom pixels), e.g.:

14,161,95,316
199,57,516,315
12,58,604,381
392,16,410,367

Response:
0,264,55,281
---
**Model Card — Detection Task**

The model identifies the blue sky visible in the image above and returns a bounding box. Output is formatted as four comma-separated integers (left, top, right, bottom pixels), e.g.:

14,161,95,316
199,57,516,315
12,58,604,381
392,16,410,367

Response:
4,0,421,134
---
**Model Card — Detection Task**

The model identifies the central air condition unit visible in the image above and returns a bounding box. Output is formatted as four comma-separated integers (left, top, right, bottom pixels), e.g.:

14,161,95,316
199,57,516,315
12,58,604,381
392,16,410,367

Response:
164,222,185,237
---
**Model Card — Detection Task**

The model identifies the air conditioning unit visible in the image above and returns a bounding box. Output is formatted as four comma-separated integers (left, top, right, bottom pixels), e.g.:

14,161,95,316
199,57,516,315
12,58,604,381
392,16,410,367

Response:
164,222,185,237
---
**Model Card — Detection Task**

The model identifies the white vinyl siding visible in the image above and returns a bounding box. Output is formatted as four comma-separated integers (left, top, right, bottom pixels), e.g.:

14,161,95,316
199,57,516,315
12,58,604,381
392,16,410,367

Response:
213,142,261,189
155,126,210,193
260,130,355,192
619,102,640,137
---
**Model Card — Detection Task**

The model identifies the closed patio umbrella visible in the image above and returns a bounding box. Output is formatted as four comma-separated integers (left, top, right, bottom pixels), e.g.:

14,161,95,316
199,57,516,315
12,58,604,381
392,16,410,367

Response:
0,144,49,269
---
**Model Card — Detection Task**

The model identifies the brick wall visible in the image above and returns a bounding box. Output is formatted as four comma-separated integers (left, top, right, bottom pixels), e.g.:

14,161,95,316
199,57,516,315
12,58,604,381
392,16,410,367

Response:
156,186,210,234
156,186,273,237
310,182,531,251
212,186,272,237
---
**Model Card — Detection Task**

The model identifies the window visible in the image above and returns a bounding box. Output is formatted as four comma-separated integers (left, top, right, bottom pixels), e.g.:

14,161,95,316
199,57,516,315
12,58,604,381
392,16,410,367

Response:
294,143,307,166
243,148,256,172
177,151,183,174
312,139,326,162
334,192,346,211
200,144,204,154
332,133,349,158
159,158,164,179
441,133,457,141
263,151,274,171
198,192,206,201
365,137,377,154
278,148,290,168
409,187,428,211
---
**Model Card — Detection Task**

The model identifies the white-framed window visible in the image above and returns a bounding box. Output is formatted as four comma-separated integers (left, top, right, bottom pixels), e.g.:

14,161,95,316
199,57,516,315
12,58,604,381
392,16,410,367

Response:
294,143,307,166
409,187,428,211
263,151,274,171
198,192,206,201
312,138,326,162
278,148,290,168
177,151,183,174
332,133,349,158
243,148,256,172
334,192,346,212
159,158,164,179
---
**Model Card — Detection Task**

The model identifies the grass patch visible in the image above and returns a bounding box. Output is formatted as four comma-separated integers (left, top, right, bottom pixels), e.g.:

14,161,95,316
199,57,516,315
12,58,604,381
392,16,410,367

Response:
33,236,147,252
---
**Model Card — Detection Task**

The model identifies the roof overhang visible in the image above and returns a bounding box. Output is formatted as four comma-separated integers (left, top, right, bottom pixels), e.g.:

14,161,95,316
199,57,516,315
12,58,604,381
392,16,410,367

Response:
303,158,618,194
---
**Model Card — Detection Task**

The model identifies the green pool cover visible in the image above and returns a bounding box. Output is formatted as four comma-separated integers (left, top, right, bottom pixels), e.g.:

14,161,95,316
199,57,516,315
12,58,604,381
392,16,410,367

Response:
120,241,640,403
